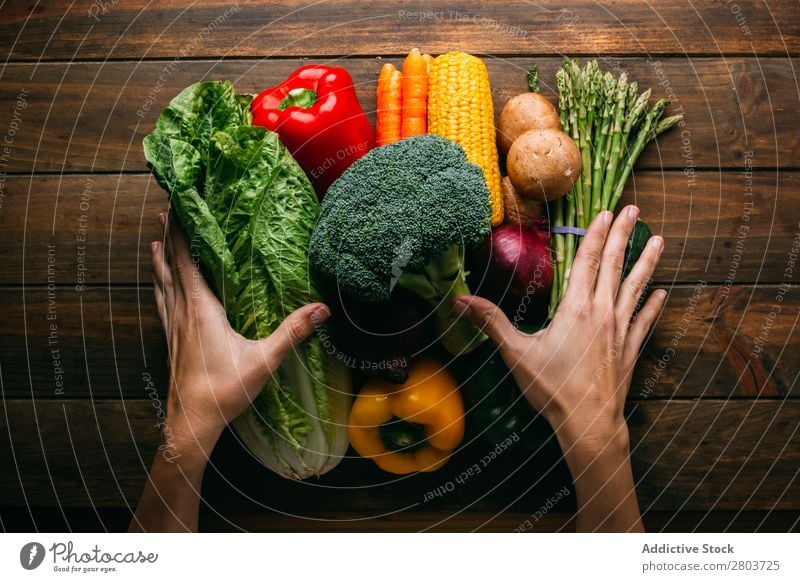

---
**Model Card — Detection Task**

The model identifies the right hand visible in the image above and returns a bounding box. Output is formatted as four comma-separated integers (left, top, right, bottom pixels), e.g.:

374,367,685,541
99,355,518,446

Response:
452,206,666,450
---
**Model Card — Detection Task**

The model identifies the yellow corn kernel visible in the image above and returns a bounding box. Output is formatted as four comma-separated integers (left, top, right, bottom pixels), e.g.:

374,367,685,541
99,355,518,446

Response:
428,52,503,226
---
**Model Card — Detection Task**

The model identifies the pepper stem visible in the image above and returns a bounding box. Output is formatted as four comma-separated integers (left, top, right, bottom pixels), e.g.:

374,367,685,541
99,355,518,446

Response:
379,419,428,453
278,88,316,110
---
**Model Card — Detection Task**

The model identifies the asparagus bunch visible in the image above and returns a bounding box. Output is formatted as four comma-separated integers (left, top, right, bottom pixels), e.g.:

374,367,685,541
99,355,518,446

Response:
549,59,682,316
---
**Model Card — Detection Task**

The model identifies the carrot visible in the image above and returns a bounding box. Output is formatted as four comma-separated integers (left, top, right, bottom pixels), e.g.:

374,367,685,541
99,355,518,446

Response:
376,63,403,146
401,48,429,138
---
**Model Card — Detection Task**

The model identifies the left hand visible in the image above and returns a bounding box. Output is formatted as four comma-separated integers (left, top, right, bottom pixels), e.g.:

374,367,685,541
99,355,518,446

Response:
151,213,329,458
453,206,665,452
451,207,663,532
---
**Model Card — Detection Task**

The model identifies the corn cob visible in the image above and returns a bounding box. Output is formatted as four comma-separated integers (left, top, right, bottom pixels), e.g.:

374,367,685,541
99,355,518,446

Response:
428,51,503,226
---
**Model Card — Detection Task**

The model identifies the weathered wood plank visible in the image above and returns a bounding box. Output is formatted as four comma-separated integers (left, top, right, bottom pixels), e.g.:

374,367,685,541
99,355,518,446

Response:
198,510,800,533
2,1,797,60
0,174,162,286
0,287,166,400
1,172,796,286
197,510,800,533
0,285,796,400
630,399,800,516
1,506,797,532
1,399,797,514
0,58,796,172
0,0,796,532
0,400,157,511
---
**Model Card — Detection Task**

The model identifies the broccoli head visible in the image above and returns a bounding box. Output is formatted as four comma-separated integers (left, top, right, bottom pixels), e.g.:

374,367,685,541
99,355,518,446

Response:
309,134,492,355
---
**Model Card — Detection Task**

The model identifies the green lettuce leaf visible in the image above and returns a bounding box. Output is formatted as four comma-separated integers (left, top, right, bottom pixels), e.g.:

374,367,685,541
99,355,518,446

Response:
143,81,351,479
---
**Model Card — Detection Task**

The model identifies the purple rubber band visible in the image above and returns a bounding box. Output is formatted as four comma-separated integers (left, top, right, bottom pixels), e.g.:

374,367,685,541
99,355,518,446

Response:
550,225,587,236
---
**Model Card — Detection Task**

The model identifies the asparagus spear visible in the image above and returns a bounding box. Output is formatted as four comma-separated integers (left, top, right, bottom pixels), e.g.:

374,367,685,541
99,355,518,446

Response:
609,102,680,209
548,59,684,316
591,73,616,216
601,73,630,209
563,61,584,229
655,114,684,136
549,196,565,318
578,61,598,228
556,64,583,300
552,68,571,307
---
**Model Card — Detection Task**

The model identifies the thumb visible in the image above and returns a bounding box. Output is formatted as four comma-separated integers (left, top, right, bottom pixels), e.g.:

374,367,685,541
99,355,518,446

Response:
249,303,330,376
451,295,519,352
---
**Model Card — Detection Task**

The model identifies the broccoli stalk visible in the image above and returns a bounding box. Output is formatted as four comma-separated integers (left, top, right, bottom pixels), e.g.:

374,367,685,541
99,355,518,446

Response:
395,243,487,355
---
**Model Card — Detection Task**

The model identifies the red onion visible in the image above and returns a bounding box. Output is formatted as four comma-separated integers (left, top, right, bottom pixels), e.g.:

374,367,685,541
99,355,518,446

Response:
467,221,554,323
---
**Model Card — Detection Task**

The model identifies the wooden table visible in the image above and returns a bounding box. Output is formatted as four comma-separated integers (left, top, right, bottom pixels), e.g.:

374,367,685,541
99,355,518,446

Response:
1,1,798,532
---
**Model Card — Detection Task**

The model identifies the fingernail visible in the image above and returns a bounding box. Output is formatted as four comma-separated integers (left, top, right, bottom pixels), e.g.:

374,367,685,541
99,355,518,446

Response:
650,236,664,251
602,210,612,227
159,212,167,226
150,241,159,252
627,205,639,220
310,304,330,325
657,289,668,301
451,298,471,316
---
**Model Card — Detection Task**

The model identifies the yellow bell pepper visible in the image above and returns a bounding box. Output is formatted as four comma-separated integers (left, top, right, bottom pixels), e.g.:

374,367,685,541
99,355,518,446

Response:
348,358,465,474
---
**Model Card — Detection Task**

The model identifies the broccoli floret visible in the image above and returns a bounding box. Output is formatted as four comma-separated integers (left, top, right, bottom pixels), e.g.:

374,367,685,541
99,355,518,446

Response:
309,134,492,355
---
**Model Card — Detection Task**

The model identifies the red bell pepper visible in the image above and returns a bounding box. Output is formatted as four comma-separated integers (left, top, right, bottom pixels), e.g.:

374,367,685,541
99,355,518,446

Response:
251,65,374,196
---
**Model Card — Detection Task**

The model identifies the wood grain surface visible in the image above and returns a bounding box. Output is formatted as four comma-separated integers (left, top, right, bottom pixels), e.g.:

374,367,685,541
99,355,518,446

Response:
1,506,797,533
0,284,797,401
0,0,798,532
2,171,798,285
2,1,798,59
1,399,797,519
0,58,797,172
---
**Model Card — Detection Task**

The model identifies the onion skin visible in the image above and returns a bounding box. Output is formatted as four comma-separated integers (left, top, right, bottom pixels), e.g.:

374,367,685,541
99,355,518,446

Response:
467,222,554,324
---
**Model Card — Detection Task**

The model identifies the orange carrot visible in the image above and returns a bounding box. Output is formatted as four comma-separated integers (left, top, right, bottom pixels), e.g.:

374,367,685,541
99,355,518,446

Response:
401,48,429,138
376,63,403,146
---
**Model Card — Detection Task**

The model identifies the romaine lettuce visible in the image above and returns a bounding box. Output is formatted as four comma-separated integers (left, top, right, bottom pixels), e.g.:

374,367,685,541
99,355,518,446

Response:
143,81,351,478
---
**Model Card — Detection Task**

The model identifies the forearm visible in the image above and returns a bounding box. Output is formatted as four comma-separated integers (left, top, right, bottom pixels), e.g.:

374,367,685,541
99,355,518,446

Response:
129,416,222,533
129,452,207,532
557,423,644,532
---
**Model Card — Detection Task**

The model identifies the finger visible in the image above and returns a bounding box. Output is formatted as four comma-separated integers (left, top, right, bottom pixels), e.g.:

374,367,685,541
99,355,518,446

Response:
451,295,522,357
164,213,192,302
151,240,175,313
562,210,612,306
152,275,168,333
623,288,667,369
163,213,221,309
615,235,664,328
248,303,330,378
595,205,639,301
161,212,177,282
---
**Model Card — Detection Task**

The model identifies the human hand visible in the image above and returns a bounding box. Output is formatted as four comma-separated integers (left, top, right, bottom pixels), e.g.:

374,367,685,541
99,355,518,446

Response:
452,206,665,454
151,213,329,459
131,213,328,533
452,206,663,532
